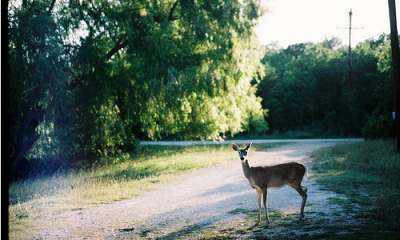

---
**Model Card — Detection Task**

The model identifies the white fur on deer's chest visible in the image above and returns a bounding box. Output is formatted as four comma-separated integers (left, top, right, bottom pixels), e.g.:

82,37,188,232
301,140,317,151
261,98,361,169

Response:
248,178,261,190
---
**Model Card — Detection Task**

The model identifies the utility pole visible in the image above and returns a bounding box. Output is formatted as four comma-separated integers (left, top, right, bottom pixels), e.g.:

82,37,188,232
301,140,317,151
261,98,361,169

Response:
348,9,353,87
339,9,363,87
388,0,400,150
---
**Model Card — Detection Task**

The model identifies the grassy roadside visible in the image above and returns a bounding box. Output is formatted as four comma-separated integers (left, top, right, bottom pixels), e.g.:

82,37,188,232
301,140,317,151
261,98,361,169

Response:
158,139,400,240
310,139,400,238
8,143,277,239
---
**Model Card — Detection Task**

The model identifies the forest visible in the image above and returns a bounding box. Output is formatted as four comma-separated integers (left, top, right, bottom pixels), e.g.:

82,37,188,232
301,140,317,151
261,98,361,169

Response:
258,36,395,138
7,0,395,180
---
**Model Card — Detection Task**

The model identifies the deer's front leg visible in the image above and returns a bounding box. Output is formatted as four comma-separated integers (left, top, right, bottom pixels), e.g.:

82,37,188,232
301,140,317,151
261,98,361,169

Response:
255,189,262,226
262,188,270,226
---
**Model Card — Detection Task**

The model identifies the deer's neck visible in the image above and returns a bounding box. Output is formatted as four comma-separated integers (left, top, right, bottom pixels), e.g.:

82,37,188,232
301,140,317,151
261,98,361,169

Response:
241,159,252,179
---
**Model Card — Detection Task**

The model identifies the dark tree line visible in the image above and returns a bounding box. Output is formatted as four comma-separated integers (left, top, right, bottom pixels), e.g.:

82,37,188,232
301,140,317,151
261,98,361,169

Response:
257,36,395,138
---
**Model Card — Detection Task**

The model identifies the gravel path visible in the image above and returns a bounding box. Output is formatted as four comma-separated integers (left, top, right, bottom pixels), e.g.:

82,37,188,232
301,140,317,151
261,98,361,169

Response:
35,141,356,239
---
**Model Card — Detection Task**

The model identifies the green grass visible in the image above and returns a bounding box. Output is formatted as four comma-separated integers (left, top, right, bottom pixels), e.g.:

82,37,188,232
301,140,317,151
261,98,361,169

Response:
13,140,399,239
167,140,400,240
8,143,277,240
310,139,400,234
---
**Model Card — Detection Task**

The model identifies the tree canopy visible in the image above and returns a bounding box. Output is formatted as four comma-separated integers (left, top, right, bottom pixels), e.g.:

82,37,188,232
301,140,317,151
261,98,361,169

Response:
8,0,268,179
257,36,395,138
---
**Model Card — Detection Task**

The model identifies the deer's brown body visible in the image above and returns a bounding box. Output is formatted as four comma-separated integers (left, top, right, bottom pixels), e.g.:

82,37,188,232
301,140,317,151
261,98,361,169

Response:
233,143,308,226
243,162,306,189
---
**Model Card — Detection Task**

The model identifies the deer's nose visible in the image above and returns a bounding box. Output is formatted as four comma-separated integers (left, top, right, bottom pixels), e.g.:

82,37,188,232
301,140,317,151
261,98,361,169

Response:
240,157,244,160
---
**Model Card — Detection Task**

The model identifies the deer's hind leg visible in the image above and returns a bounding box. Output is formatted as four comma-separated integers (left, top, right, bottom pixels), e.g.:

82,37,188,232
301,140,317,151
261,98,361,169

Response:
291,183,307,220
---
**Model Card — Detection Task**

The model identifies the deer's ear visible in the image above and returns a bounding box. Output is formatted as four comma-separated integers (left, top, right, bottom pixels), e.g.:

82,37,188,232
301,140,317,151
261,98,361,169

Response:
245,142,252,150
232,144,239,151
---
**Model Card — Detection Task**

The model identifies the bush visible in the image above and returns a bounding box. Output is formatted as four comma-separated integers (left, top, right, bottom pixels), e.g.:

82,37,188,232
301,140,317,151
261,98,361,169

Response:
361,113,395,138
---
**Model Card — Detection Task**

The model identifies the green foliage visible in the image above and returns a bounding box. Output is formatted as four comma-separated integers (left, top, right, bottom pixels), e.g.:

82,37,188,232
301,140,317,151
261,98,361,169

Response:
66,0,268,152
122,0,268,140
8,0,76,177
8,0,268,177
258,36,395,137
362,113,395,138
258,42,346,134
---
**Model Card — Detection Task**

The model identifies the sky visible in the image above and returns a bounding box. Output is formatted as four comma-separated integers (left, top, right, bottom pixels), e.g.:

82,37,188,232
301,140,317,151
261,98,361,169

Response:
254,0,400,48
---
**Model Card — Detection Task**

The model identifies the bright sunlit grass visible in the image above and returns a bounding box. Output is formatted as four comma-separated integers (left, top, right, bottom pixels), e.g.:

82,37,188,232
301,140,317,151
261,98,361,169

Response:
8,143,277,239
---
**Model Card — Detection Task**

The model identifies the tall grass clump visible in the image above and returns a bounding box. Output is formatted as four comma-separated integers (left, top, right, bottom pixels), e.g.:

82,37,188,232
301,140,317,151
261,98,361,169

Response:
311,139,400,231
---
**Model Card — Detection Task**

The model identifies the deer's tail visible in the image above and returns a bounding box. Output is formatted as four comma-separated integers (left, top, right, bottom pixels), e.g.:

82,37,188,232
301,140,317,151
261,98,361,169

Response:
303,165,308,181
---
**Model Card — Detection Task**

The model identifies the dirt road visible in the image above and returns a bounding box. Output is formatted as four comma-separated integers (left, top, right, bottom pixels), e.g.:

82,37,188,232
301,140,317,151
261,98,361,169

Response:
35,141,358,239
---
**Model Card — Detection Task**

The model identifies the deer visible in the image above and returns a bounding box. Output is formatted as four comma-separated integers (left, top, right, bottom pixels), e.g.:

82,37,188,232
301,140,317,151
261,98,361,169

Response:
232,142,308,227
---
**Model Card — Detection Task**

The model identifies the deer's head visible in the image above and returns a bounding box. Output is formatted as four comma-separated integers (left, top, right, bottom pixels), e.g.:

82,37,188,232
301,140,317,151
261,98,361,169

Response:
232,142,252,161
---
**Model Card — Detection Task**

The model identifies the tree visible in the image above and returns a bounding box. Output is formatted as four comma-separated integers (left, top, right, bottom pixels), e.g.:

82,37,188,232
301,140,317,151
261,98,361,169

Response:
258,37,394,137
8,0,74,179
8,0,269,177
67,0,268,145
358,35,395,138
